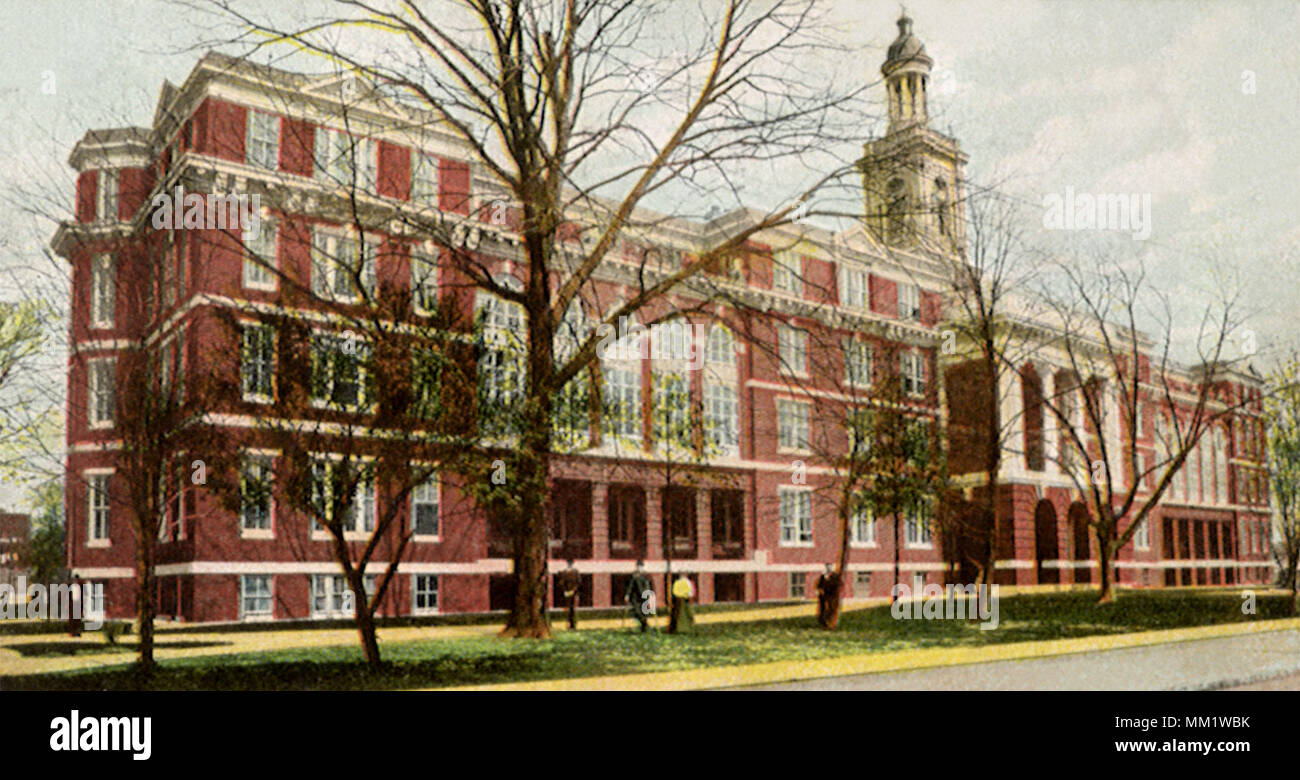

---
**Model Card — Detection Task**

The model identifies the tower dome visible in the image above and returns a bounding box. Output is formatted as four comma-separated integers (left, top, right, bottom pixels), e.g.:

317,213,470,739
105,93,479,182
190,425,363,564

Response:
881,12,932,130
884,13,931,70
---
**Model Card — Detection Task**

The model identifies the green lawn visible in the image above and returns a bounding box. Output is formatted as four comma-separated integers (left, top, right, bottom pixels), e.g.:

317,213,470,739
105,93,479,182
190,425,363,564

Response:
2,589,1292,691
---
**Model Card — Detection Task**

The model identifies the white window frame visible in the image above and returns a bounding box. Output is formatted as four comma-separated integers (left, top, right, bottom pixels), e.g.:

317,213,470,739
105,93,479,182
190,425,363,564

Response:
840,264,869,310
788,571,807,599
703,381,739,456
309,331,371,412
778,487,814,547
901,350,926,397
904,502,933,549
85,471,112,547
239,453,275,538
844,337,873,388
899,283,922,321
311,228,378,304
601,364,642,442
242,220,278,291
411,471,441,539
850,506,877,547
246,110,280,170
310,573,377,618
778,324,807,377
772,250,802,297
314,127,378,193
309,456,377,538
411,247,439,315
1133,516,1150,551
96,169,118,221
706,325,735,366
776,398,811,453
241,322,276,403
412,574,439,615
87,357,116,429
410,152,439,207
89,253,115,329
239,574,273,621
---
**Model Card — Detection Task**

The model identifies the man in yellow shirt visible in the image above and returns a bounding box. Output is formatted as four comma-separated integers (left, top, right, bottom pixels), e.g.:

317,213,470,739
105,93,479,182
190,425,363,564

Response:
668,573,695,633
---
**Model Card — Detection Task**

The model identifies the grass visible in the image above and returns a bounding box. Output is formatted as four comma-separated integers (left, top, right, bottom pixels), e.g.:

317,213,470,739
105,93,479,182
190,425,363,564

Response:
2,589,1292,691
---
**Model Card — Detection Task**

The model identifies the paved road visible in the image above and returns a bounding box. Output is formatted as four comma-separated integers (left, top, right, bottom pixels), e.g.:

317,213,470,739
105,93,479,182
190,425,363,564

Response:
734,629,1300,690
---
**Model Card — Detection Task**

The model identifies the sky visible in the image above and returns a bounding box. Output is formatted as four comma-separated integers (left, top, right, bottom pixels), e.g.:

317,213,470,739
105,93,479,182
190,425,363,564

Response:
0,0,1297,511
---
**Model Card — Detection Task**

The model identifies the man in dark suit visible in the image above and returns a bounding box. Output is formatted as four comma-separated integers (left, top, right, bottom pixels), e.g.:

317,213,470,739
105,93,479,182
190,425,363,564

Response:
624,560,654,633
557,559,581,630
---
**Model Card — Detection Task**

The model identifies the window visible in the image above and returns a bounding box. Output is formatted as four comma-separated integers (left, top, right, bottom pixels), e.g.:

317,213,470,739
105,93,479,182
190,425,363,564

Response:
240,455,273,532
411,347,443,420
788,572,806,599
854,571,871,597
901,350,926,396
772,251,802,296
703,381,739,454
777,399,810,452
239,575,273,619
164,232,182,307
843,338,873,387
311,574,377,617
314,127,377,193
840,265,868,310
311,230,377,303
476,283,527,422
778,325,807,376
651,372,690,449
706,325,734,366
411,472,440,537
310,332,371,410
1213,428,1228,504
87,358,115,427
96,169,118,221
246,110,280,170
650,321,692,362
1133,516,1149,551
899,283,921,321
602,366,642,441
309,458,377,534
410,152,439,206
241,323,275,402
779,488,813,545
411,249,438,315
87,473,110,542
851,506,876,545
904,501,933,548
90,254,115,328
242,221,278,290
413,574,439,614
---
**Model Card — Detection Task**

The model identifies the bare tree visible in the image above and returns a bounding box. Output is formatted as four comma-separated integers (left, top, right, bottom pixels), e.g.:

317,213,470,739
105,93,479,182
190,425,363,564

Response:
1263,355,1300,611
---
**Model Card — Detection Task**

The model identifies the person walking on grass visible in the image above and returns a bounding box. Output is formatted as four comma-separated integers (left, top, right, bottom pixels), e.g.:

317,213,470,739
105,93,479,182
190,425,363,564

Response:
669,572,695,634
557,559,581,630
624,560,654,633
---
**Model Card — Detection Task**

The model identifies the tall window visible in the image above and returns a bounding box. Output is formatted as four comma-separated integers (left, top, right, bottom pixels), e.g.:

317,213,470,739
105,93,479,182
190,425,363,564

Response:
411,249,438,315
477,281,527,422
311,574,376,617
240,454,273,532
778,325,807,376
840,265,868,310
87,473,110,541
850,505,876,545
704,382,739,454
88,358,115,427
778,488,813,545
788,572,806,598
241,323,275,402
772,250,802,296
1133,516,1149,550
651,372,690,449
90,254,115,328
412,574,439,613
246,110,280,169
411,152,439,206
96,169,118,221
309,458,376,533
843,338,873,388
706,325,734,366
904,501,932,548
312,230,377,303
777,399,810,451
1213,427,1228,504
314,128,377,193
899,284,921,321
411,471,440,537
901,350,926,396
602,366,642,441
243,221,278,290
310,333,370,410
239,575,273,619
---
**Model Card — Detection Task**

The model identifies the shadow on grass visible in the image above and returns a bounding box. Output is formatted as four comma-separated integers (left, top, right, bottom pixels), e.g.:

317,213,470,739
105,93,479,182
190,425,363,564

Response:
2,589,1291,690
5,640,232,658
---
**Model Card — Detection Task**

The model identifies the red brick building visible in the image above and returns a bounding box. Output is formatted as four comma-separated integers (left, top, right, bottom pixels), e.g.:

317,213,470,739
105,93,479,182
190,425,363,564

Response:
53,17,1270,624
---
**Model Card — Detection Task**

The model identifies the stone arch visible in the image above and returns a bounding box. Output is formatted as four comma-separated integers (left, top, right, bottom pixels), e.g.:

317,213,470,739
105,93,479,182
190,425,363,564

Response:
1069,502,1092,584
1034,499,1059,585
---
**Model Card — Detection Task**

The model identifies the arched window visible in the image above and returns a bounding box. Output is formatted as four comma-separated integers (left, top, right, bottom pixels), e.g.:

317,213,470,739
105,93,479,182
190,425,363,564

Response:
706,324,735,366
1021,365,1045,471
1213,426,1228,504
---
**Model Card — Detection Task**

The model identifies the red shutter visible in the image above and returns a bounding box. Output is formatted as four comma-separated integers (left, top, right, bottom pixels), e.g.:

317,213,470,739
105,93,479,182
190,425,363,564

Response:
206,100,247,163
378,141,410,200
920,290,942,326
279,117,315,177
439,158,471,215
870,275,898,317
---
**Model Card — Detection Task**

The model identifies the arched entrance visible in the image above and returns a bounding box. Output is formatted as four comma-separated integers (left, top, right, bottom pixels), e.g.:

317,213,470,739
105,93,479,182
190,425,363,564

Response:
1033,500,1059,584
1069,502,1092,585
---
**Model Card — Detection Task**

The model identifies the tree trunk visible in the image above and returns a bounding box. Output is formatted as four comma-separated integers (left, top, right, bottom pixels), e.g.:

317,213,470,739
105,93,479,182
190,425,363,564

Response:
135,533,155,677
1288,548,1299,616
892,511,902,603
1095,527,1116,604
825,505,852,630
349,574,382,667
502,433,552,638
